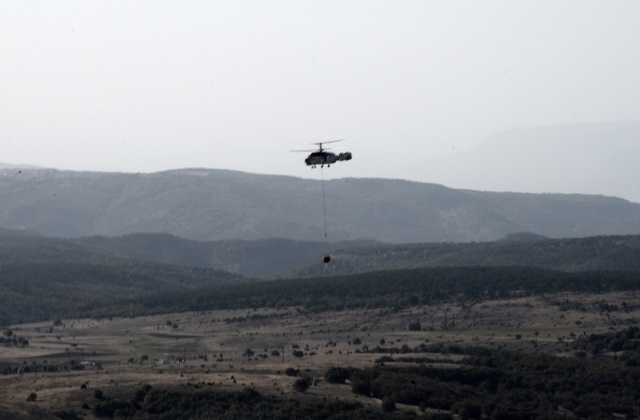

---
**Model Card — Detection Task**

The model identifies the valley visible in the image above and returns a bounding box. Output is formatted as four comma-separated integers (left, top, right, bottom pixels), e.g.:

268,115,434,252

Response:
1,203,640,418
2,289,639,419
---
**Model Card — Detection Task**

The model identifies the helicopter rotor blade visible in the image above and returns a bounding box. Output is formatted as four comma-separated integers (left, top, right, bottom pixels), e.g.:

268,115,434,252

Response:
310,139,345,146
290,139,346,153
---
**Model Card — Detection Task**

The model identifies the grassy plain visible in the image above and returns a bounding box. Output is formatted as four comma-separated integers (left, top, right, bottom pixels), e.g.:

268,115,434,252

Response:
1,290,638,418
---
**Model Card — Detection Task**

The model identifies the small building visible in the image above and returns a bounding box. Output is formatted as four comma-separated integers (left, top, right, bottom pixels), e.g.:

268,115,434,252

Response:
79,361,102,370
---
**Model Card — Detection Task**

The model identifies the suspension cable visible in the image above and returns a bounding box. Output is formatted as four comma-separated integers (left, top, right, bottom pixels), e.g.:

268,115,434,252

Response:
321,166,328,249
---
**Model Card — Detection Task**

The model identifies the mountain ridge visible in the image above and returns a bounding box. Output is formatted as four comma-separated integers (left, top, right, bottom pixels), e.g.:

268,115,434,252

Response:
1,167,639,243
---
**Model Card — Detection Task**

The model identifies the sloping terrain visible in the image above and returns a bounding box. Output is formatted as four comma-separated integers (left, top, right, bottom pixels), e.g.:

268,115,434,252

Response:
0,229,109,263
298,234,640,277
74,234,375,278
3,230,640,280
77,266,640,320
2,228,640,324
1,168,640,242
0,230,373,278
83,232,640,278
0,260,247,325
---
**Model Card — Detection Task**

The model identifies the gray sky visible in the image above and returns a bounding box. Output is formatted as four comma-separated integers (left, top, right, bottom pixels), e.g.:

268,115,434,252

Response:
2,1,639,181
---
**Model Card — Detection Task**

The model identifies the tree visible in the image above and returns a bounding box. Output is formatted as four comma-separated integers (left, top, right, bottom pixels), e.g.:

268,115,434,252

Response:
293,378,310,393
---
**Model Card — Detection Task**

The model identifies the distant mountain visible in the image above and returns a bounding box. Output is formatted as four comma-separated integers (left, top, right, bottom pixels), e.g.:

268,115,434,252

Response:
0,163,42,170
1,167,640,243
407,122,640,203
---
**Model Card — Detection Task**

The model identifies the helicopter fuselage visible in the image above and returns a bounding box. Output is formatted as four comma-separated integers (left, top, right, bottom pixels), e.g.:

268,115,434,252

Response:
305,151,352,167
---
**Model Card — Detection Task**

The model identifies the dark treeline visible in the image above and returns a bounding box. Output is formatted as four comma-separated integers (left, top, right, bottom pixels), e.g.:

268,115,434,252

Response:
572,326,640,356
85,384,422,420
325,329,640,419
76,266,640,319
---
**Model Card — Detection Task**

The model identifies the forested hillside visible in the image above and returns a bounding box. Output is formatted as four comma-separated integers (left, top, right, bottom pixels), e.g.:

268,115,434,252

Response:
0,229,373,277
3,229,640,324
0,229,109,263
302,234,640,277
75,234,374,278
75,266,640,319
3,230,640,279
0,261,246,325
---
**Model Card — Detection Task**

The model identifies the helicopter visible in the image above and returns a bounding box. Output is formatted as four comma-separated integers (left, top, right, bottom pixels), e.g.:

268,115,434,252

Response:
292,140,352,168
291,140,352,265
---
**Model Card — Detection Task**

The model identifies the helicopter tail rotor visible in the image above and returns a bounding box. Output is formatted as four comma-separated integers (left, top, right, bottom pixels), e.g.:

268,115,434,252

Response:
337,152,352,161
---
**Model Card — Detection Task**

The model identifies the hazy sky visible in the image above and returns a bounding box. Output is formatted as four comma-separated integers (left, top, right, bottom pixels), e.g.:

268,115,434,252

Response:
2,1,639,182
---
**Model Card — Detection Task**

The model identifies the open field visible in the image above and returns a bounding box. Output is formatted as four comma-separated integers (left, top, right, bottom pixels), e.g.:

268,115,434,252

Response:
1,290,639,418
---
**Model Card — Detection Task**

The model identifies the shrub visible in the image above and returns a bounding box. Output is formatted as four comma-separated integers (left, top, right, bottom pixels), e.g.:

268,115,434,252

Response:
325,366,359,384
381,396,396,412
407,321,422,331
284,367,299,377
